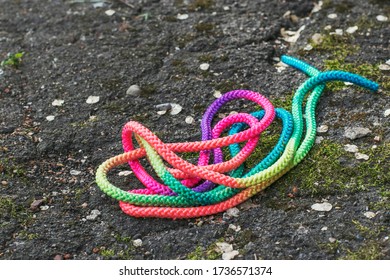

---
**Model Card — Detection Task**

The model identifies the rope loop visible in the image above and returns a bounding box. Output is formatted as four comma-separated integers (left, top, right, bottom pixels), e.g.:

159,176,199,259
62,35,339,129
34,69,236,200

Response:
95,56,379,218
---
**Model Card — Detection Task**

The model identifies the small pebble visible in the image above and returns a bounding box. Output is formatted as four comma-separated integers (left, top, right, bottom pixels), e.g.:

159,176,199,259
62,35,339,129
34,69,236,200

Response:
311,202,332,212
81,203,88,208
199,63,210,71
185,116,194,124
126,85,141,96
155,103,172,111
52,99,64,107
177,13,189,20
346,26,358,34
327,13,337,19
170,103,182,115
86,209,101,221
1,180,8,186
226,207,240,217
364,211,376,219
379,64,390,71
222,250,239,260
321,226,328,231
275,61,288,72
324,25,332,30
355,153,369,161
304,44,313,51
315,136,324,144
70,170,81,176
317,125,328,133
40,205,50,211
333,29,343,36
105,9,115,16
30,199,44,210
46,115,55,121
118,170,133,176
384,109,390,117
228,224,241,232
374,135,381,142
344,127,371,140
133,239,143,247
344,144,359,153
386,59,390,65
223,6,230,11
213,90,222,98
376,15,388,22
216,242,233,253
86,96,100,104
329,237,337,243
54,254,63,260
311,33,323,44
157,110,167,115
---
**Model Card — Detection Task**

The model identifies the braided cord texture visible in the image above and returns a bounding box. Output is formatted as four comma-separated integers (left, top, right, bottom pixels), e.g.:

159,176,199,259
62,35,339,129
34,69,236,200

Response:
95,55,379,218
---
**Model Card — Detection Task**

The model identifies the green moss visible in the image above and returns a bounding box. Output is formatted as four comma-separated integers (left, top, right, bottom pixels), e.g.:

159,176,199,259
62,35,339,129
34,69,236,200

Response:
198,54,214,63
0,158,27,179
0,196,31,226
334,1,354,13
141,84,156,96
164,15,178,22
1,52,24,68
100,249,115,258
186,238,224,260
188,0,214,11
309,34,358,60
274,141,389,196
322,0,333,9
194,22,215,33
343,243,384,260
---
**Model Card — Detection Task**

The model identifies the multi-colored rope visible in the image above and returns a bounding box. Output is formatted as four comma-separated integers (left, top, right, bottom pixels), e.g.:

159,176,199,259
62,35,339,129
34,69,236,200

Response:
95,55,379,219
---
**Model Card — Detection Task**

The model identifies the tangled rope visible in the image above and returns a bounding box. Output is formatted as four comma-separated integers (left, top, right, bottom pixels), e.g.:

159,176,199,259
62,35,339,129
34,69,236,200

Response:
95,55,378,219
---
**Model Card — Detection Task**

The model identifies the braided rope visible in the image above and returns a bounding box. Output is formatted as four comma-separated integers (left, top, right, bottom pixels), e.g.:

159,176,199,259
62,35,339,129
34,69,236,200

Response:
95,55,379,219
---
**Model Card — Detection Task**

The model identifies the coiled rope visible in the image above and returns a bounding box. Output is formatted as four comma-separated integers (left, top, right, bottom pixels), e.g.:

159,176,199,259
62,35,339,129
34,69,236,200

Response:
95,55,379,219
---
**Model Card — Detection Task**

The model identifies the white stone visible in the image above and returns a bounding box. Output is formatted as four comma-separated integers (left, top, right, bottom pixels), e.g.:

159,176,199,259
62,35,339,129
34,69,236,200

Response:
344,127,371,140
344,144,359,153
70,170,81,176
346,26,358,34
40,205,49,211
177,13,189,20
52,99,64,106
157,110,167,115
170,103,183,115
46,115,55,121
223,6,230,11
86,95,100,104
324,25,332,30
355,153,369,161
386,59,390,65
216,242,233,253
311,202,332,212
213,90,222,98
376,15,388,22
329,237,337,243
222,250,239,260
226,207,240,217
317,125,328,133
384,109,390,117
364,211,376,219
118,170,133,176
379,64,390,71
321,226,328,231
199,63,210,71
133,239,143,247
311,1,323,13
315,136,324,144
86,209,101,220
185,116,194,124
281,25,306,43
311,33,323,44
126,85,141,96
304,44,313,51
275,61,288,72
327,13,337,19
105,9,115,16
228,224,241,232
334,29,343,36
